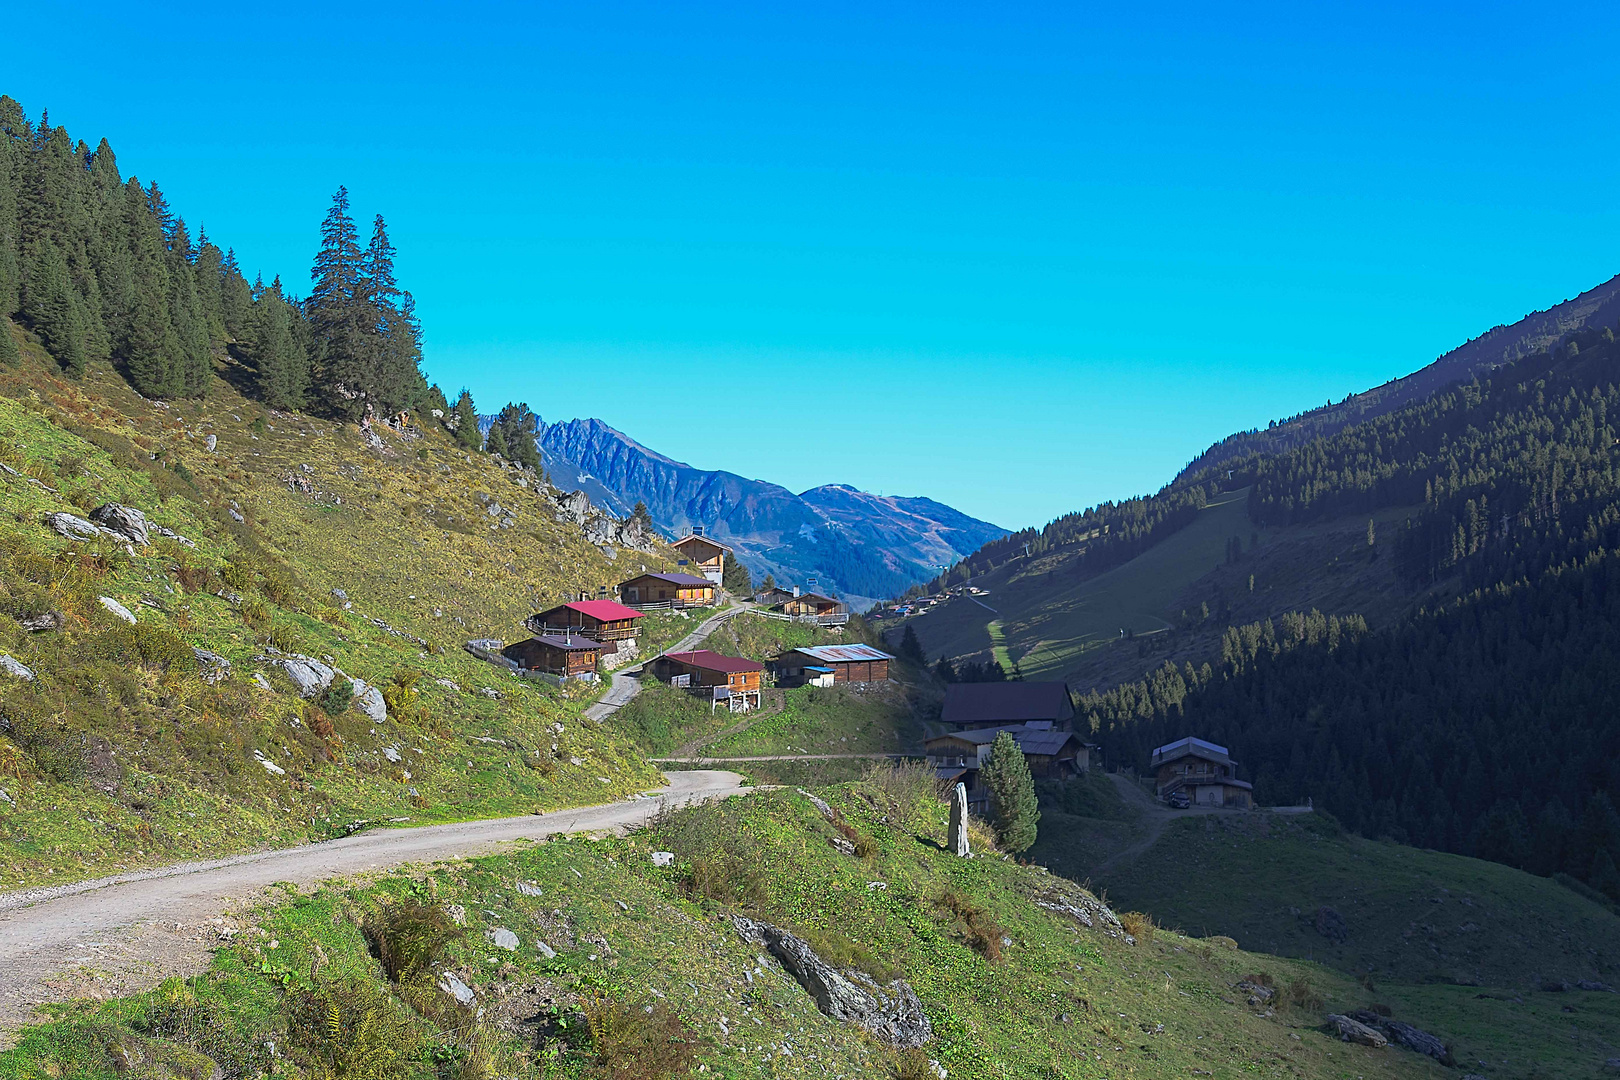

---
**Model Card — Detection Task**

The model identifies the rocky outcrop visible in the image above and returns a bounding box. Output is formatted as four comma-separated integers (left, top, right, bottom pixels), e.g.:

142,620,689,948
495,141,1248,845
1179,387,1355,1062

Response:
733,915,931,1048
948,782,970,857
192,648,232,684
1314,905,1348,943
18,610,63,632
99,597,137,624
45,512,105,541
1346,1010,1452,1064
351,679,388,723
0,654,35,681
546,485,659,553
1326,1014,1388,1048
90,503,150,545
1030,882,1129,940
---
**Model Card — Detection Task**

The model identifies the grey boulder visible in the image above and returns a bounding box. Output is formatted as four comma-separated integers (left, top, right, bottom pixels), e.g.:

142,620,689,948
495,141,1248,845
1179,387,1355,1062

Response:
192,648,232,684
0,654,35,681
44,512,104,541
99,597,137,624
277,656,337,697
438,971,476,1006
1326,1014,1388,1048
350,678,388,722
89,504,151,544
485,928,520,951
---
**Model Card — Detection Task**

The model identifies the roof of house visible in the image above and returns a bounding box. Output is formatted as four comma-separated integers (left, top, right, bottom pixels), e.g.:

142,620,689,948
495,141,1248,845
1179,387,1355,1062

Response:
536,599,646,623
941,682,1073,726
626,572,714,588
924,724,1079,757
781,644,894,664
1166,775,1254,792
1151,736,1232,767
672,533,729,552
525,634,605,652
661,649,763,674
785,592,841,606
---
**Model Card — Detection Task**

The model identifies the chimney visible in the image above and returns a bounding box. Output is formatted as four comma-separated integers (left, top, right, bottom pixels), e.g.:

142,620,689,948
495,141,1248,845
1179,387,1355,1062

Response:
793,586,800,597
693,524,705,537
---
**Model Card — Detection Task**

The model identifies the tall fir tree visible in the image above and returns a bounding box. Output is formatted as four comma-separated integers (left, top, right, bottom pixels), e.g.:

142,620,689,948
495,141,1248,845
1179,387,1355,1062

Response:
308,187,367,417
20,238,84,375
981,730,1040,853
448,389,482,450
248,275,311,410
163,215,211,396
490,401,541,470
121,178,180,397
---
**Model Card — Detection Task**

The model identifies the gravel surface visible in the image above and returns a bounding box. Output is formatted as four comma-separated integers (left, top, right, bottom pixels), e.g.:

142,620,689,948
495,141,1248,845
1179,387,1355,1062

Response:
0,769,747,1042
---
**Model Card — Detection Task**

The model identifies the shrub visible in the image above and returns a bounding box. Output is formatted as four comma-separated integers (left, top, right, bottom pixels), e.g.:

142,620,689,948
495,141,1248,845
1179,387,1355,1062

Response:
361,898,464,983
239,597,269,629
890,1048,936,1080
582,994,700,1080
1283,977,1324,1013
862,759,942,824
220,560,253,591
1,708,89,784
936,888,1003,961
318,680,354,717
259,571,298,606
90,623,198,674
381,670,423,723
652,800,774,909
286,977,422,1079
1119,912,1155,942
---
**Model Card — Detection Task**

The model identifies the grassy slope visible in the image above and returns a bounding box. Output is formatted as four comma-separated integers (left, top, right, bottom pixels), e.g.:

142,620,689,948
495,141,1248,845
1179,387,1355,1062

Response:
885,489,1426,693
1034,795,1620,1079
0,338,695,891
0,783,1450,1080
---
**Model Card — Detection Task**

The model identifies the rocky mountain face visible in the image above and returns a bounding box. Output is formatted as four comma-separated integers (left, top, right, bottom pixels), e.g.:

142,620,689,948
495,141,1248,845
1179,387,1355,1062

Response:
1182,269,1620,478
535,418,1006,608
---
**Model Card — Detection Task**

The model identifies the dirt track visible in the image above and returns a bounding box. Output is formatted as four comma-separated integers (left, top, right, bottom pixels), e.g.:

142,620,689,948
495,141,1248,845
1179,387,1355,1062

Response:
0,769,747,1041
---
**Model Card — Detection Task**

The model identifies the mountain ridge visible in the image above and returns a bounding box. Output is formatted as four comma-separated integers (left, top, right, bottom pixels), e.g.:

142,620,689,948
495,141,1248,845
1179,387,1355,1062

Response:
536,416,1006,605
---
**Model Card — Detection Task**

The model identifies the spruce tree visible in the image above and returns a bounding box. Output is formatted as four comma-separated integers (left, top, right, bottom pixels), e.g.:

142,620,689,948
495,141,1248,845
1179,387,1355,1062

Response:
21,239,84,375
121,179,180,396
219,248,253,340
484,418,509,459
308,186,365,416
165,216,211,396
448,389,481,450
981,730,1040,853
248,276,311,410
898,624,926,666
491,402,541,470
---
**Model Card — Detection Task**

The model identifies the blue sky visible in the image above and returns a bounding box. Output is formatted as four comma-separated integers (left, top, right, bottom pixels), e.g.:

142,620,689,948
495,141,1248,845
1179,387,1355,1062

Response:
11,1,1620,530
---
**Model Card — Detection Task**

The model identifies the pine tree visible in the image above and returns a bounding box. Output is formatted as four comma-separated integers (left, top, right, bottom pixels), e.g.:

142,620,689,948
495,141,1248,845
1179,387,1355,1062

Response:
447,389,482,450
490,402,541,470
219,248,253,340
164,215,211,396
121,178,180,397
248,276,310,410
897,624,926,666
981,730,1039,853
308,186,366,416
21,239,84,375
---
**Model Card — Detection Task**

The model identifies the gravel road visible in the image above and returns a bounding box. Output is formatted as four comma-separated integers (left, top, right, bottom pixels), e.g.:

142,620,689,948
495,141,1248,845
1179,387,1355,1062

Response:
0,769,747,1041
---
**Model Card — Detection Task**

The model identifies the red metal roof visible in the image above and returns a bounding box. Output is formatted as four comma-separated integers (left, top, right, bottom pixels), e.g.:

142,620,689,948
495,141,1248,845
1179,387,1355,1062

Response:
663,649,762,674
557,599,645,622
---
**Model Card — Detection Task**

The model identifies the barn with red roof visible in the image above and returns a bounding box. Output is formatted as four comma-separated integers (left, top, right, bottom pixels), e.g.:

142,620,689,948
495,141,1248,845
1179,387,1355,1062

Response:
526,599,645,642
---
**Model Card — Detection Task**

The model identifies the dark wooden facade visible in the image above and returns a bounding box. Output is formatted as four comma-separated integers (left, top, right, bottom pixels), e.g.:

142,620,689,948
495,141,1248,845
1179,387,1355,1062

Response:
501,635,603,679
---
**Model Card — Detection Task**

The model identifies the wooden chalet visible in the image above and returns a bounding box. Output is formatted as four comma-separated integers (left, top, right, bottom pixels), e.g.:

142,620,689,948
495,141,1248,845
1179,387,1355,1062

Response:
772,644,893,687
1151,737,1253,808
940,682,1075,731
618,572,717,609
501,634,604,681
671,529,728,586
924,723,1090,808
752,586,796,607
775,591,849,625
526,599,645,642
647,649,763,712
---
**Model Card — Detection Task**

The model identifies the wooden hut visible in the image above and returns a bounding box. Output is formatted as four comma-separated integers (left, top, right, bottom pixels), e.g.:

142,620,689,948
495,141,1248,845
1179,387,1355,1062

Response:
647,649,763,711
776,592,849,625
671,531,729,586
772,644,893,687
526,599,645,642
1150,737,1253,808
618,572,717,608
501,634,604,681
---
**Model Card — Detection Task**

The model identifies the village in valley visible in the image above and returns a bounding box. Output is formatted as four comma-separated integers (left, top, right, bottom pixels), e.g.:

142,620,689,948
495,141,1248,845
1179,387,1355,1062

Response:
472,524,1249,822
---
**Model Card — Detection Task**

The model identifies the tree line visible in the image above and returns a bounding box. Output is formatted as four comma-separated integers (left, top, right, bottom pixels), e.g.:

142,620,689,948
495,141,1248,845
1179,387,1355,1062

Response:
0,96,545,471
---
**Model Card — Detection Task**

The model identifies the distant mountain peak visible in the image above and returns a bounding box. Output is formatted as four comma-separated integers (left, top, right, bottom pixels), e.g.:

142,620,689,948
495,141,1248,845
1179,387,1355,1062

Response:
537,418,1006,606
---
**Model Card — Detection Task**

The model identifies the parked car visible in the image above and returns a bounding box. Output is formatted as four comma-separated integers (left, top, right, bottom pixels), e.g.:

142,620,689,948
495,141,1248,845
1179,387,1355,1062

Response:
1166,791,1191,809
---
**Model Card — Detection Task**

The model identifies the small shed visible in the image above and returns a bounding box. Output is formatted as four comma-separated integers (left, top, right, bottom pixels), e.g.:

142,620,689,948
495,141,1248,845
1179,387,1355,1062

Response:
752,586,796,607
501,634,603,681
671,531,729,586
618,572,717,608
772,644,893,687
647,649,763,712
526,599,645,642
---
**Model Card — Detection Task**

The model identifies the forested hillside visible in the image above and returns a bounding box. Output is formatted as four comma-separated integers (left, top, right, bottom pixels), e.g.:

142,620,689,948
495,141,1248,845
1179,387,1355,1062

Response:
1079,323,1620,902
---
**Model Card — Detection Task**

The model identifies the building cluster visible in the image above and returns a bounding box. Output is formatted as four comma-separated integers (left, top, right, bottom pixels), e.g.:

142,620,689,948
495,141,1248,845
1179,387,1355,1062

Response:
923,682,1097,810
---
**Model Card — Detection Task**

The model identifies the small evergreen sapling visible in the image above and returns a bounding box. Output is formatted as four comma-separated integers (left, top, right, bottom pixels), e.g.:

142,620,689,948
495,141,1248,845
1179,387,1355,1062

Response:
981,729,1039,853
